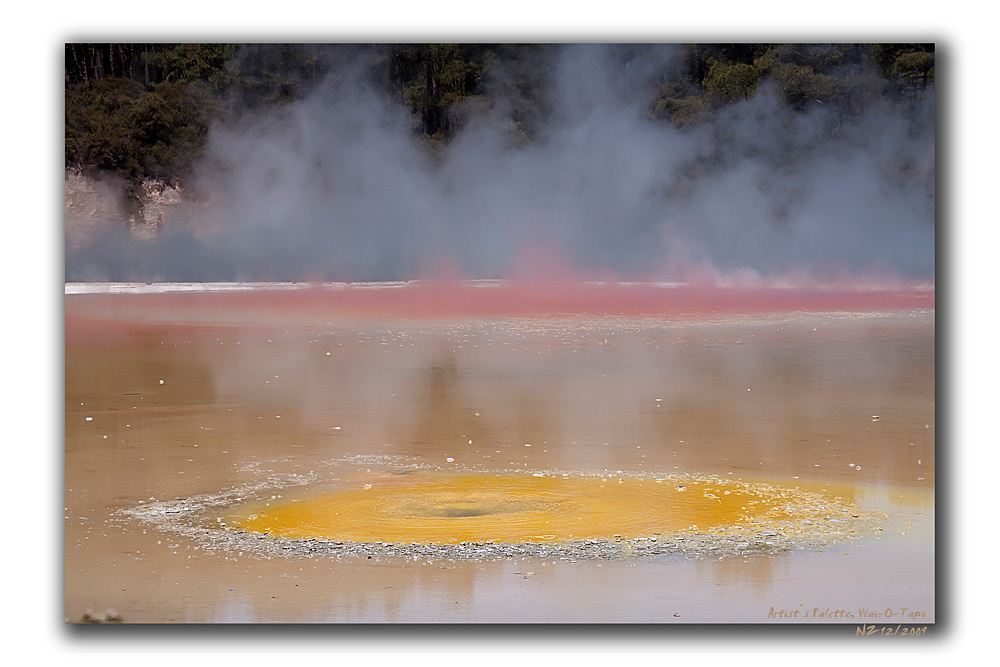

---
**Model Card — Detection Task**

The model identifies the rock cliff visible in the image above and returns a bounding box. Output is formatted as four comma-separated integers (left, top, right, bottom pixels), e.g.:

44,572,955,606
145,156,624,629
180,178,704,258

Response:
65,170,185,248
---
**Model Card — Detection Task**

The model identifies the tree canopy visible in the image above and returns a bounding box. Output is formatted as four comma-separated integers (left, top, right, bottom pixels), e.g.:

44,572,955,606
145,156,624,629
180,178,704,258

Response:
65,43,935,186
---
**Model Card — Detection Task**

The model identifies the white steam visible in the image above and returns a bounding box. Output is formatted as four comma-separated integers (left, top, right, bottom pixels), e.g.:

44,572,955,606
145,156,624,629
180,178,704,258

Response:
67,44,935,285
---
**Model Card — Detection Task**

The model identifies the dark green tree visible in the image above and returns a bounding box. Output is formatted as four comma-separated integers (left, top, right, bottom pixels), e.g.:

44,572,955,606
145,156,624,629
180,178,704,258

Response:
703,59,761,103
397,44,486,138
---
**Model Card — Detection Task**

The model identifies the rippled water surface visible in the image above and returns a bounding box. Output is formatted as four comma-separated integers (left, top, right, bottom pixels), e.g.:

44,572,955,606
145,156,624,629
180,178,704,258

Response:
225,471,871,544
65,285,934,623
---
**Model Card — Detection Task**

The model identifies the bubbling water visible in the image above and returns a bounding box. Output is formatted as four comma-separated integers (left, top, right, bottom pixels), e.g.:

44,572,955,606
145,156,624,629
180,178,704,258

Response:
224,471,800,545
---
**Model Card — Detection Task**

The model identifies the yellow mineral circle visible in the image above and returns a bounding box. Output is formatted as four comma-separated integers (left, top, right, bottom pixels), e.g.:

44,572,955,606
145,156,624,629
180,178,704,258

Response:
223,472,815,545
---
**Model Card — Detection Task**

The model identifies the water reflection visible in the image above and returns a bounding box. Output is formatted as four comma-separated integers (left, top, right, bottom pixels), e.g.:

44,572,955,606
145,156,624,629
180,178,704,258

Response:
67,313,934,500
65,299,934,622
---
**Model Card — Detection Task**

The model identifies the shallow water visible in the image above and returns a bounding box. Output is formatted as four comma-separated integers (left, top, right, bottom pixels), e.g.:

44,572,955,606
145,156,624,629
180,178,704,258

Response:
64,285,934,623
224,471,864,544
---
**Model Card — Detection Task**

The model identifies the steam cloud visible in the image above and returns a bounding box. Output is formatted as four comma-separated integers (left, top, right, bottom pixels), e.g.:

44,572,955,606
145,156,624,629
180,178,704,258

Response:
66,44,935,285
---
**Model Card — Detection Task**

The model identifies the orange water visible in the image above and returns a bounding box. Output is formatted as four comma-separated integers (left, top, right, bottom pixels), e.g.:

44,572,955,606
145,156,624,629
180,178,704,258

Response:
65,292,933,622
224,472,834,544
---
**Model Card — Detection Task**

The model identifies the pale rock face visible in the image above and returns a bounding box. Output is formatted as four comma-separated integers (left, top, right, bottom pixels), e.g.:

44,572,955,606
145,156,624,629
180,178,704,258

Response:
64,170,186,246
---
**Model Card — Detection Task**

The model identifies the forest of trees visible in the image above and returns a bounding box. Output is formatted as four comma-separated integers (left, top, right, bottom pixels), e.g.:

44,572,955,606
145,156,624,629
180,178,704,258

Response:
65,43,935,187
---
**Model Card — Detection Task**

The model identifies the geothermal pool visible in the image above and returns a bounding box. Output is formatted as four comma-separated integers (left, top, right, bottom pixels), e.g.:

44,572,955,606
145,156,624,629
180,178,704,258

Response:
65,282,934,624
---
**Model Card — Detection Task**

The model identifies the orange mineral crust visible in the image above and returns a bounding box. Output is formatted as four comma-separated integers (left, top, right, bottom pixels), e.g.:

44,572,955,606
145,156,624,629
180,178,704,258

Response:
223,471,879,546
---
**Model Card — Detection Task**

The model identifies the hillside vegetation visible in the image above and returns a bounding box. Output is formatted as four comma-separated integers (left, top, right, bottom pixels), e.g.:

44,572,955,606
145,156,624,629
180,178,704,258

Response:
65,43,935,187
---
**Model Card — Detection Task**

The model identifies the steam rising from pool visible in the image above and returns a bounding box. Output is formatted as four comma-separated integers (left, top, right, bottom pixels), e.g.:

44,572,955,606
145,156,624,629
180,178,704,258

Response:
66,44,933,287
